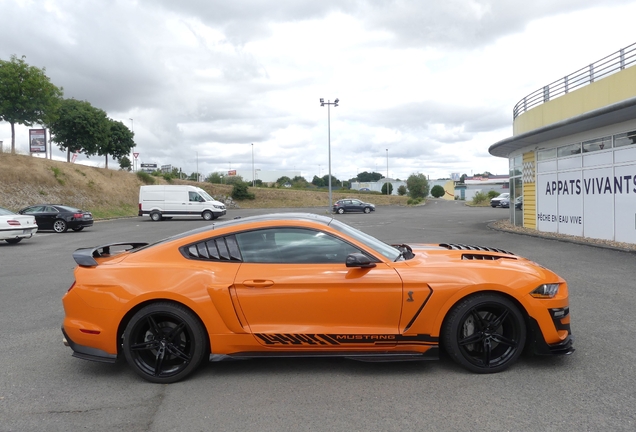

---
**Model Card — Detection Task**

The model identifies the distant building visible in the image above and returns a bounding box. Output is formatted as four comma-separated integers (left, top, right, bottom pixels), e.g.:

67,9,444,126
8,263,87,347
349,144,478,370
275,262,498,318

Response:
350,178,405,195
454,175,509,201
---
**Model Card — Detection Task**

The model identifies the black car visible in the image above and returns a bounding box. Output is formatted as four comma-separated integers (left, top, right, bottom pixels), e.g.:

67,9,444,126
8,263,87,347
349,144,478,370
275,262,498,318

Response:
19,205,93,233
332,199,375,214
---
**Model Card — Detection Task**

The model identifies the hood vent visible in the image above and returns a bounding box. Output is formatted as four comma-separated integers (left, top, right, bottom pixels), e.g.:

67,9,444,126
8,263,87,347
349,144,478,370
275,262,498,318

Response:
439,243,515,255
461,254,515,261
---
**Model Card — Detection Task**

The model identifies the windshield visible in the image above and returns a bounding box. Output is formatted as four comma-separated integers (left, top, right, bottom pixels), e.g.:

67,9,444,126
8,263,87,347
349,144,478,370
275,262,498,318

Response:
199,190,215,202
328,218,401,261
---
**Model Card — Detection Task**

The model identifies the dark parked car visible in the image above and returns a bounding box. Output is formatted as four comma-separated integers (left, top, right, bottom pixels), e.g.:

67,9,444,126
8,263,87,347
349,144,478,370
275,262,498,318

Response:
19,205,93,233
515,196,523,210
490,193,510,208
333,199,375,214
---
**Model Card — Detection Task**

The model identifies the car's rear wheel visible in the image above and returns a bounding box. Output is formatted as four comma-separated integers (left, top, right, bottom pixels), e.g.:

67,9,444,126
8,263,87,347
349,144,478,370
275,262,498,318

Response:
442,293,526,373
337,208,345,214
53,219,68,233
5,238,22,244
72,227,84,232
123,302,207,384
202,211,213,221
364,207,371,214
150,211,162,222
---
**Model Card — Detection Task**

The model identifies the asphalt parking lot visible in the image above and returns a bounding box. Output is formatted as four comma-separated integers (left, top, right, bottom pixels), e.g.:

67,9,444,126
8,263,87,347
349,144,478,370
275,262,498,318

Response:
1,200,635,431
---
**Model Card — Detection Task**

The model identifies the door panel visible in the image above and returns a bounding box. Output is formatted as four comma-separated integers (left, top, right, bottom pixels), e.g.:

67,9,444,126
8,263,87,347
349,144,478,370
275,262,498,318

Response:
233,263,403,340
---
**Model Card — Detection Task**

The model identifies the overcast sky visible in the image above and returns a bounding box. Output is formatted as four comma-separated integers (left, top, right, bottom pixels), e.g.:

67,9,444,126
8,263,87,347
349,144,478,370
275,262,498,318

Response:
2,0,636,181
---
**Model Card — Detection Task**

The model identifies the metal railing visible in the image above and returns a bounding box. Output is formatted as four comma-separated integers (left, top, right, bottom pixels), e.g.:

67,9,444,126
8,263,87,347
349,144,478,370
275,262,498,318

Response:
513,42,636,119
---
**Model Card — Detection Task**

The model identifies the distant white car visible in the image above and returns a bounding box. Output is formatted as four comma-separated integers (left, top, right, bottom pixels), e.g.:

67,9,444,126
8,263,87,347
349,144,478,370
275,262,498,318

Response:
0,207,38,244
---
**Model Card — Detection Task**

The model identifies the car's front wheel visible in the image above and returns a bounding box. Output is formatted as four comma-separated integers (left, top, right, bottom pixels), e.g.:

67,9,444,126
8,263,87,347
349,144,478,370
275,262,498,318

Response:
202,211,213,221
123,302,207,384
364,207,371,214
53,219,68,233
442,293,526,374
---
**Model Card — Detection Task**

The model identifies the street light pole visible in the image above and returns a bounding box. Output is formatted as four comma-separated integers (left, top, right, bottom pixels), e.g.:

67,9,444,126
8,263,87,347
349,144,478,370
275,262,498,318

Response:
320,98,339,212
129,118,135,171
251,143,255,187
386,148,389,195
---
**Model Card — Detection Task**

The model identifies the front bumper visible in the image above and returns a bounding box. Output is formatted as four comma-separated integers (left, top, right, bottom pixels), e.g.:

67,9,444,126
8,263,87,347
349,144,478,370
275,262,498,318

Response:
527,316,575,356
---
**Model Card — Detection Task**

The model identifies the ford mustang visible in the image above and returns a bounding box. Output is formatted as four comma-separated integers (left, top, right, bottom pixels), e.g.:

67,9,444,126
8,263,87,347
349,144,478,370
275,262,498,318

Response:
61,213,574,383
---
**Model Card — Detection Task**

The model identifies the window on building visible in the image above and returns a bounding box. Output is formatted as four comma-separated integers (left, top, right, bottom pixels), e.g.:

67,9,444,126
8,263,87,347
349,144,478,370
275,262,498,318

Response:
557,143,581,157
537,148,557,161
614,130,636,148
582,136,611,152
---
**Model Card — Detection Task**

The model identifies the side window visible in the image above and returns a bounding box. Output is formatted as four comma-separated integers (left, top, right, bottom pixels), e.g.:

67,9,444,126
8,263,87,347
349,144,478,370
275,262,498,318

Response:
45,206,58,213
236,228,363,264
189,192,201,202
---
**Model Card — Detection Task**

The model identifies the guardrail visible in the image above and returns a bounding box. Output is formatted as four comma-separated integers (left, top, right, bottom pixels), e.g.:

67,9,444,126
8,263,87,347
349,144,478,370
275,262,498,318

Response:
513,42,636,119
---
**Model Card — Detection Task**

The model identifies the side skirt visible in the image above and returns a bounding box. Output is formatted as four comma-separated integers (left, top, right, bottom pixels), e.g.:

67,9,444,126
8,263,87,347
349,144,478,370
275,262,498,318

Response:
210,347,439,363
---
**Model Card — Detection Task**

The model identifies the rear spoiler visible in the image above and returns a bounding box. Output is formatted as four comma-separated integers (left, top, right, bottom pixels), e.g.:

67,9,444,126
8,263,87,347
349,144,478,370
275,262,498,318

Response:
73,242,149,267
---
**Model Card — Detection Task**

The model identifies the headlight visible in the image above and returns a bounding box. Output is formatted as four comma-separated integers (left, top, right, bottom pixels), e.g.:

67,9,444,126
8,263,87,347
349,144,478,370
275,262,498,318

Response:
530,283,560,298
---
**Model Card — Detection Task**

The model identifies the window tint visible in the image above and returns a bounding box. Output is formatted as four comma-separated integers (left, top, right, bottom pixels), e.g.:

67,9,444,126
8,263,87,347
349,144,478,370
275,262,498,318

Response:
236,228,363,264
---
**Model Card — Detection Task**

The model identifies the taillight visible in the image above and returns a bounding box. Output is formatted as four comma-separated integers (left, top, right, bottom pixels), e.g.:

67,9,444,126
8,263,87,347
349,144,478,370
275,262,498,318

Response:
7,220,21,226
73,213,83,218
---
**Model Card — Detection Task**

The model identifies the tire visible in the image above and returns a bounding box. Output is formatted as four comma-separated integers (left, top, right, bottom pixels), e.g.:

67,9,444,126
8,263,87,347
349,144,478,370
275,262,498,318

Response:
364,207,371,214
202,211,213,221
53,219,68,233
442,293,526,374
5,238,22,244
150,211,162,222
123,302,207,384
72,227,84,232
337,208,345,214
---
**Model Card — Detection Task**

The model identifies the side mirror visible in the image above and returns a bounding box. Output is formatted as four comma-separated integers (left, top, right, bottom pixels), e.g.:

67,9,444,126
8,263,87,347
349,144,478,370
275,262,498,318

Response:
346,253,376,268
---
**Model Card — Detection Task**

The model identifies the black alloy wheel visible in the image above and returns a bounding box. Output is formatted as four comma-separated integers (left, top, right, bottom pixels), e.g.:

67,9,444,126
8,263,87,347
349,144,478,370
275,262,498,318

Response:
53,219,68,233
123,302,207,383
442,293,526,373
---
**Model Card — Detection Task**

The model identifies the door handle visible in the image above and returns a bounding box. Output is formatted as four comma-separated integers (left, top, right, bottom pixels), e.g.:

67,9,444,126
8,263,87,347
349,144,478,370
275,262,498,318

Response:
243,280,274,288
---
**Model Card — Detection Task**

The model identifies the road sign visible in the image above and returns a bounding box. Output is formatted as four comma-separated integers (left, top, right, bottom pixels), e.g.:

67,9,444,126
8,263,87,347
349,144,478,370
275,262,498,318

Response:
133,153,139,158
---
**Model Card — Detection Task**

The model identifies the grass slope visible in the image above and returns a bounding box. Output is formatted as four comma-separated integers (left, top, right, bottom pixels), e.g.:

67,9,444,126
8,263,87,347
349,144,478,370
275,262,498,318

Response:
0,152,408,218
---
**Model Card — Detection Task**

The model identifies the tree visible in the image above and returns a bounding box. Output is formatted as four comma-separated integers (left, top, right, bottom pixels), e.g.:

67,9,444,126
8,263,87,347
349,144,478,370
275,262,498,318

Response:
357,171,383,182
406,173,430,199
459,174,468,184
276,176,292,186
431,185,445,198
119,155,132,171
0,55,63,153
48,99,109,162
100,119,134,169
312,175,325,187
291,176,309,189
397,185,407,196
206,172,223,184
381,182,393,195
322,174,340,188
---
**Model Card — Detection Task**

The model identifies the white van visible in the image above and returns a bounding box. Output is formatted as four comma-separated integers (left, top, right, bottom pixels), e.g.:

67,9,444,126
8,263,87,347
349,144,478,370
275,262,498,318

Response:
138,185,227,221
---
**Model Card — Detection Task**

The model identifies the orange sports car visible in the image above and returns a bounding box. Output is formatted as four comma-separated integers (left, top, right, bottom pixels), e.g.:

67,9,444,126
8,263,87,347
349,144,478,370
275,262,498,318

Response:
62,213,574,383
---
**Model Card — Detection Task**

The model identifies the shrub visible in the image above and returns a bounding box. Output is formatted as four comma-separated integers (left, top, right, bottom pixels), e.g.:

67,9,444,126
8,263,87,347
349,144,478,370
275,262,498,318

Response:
472,191,488,204
136,171,155,185
487,190,499,199
231,182,255,200
407,197,424,205
381,182,393,195
397,185,407,196
431,185,445,198
406,173,429,199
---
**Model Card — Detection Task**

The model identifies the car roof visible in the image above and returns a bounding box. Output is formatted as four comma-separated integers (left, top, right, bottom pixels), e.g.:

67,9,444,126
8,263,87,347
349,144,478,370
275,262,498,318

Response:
163,212,335,242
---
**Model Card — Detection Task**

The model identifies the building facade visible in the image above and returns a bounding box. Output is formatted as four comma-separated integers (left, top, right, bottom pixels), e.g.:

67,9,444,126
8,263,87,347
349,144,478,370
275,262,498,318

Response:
490,43,636,244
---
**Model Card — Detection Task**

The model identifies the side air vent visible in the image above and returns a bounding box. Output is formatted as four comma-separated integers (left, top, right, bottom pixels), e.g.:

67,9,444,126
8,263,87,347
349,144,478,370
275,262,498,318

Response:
181,235,242,262
439,243,515,255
